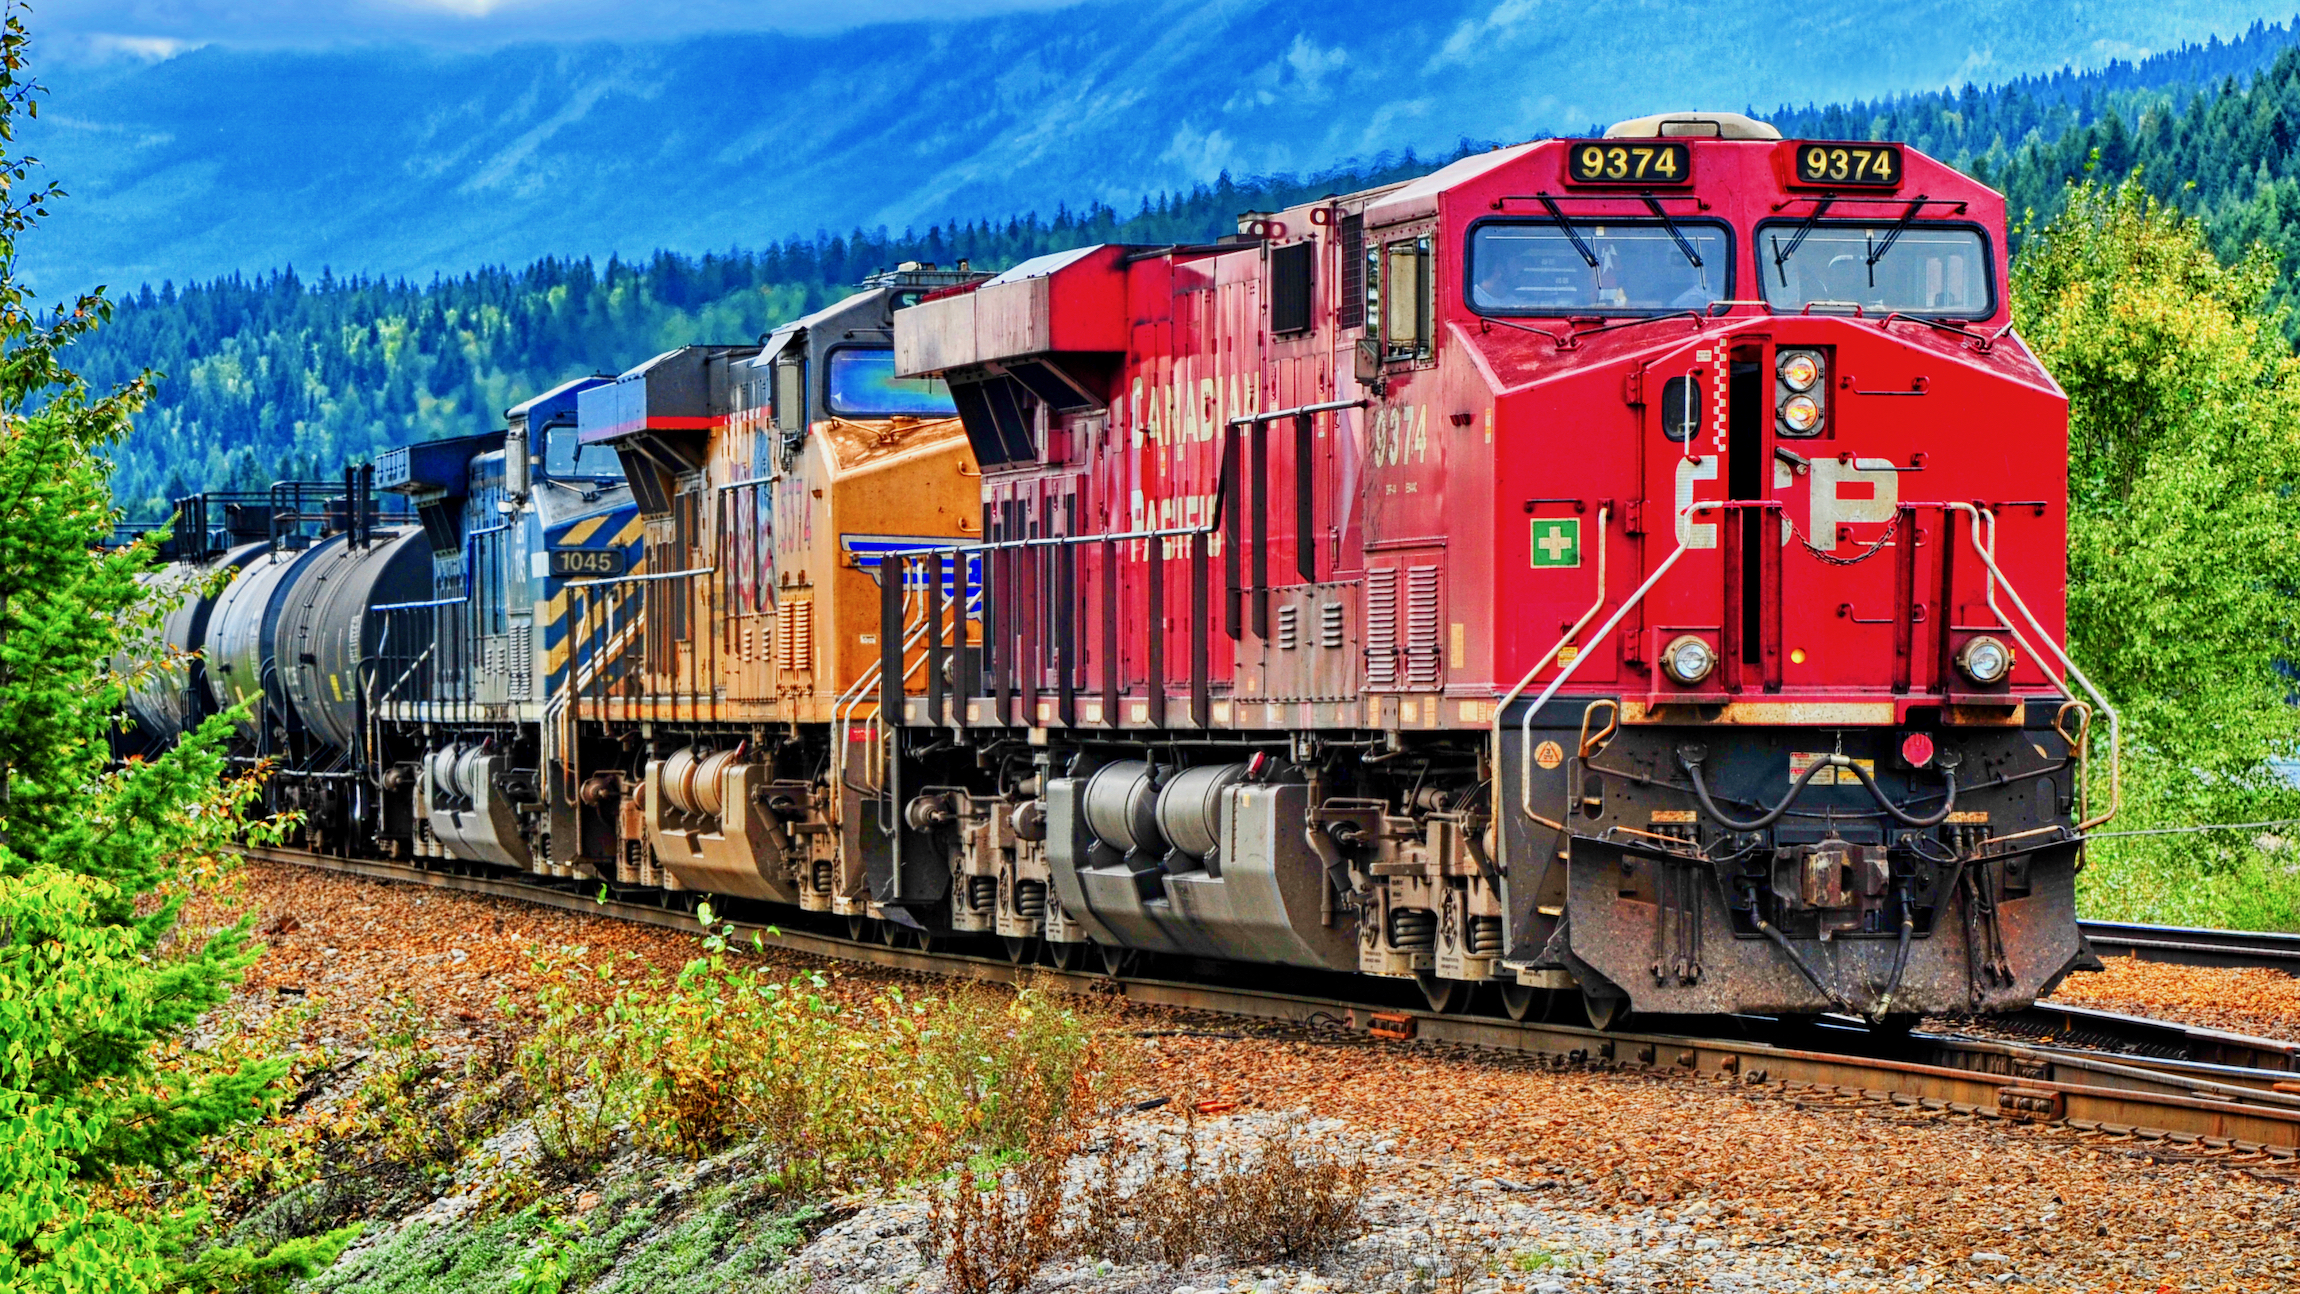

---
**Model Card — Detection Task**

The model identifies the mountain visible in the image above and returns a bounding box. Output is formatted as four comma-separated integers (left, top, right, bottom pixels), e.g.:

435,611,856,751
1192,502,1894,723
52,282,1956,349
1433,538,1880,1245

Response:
24,0,2300,299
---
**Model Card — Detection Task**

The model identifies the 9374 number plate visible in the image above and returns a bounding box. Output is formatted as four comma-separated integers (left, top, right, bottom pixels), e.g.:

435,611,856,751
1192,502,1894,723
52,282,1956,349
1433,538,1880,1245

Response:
549,547,625,578
1790,141,1903,188
1565,140,1691,186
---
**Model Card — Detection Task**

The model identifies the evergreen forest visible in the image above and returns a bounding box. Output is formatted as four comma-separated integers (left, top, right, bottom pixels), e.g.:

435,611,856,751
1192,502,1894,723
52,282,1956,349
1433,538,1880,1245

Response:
73,18,2300,519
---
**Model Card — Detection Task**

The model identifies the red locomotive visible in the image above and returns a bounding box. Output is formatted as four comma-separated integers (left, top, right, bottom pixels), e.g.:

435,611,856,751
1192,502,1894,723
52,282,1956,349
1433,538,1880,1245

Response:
878,111,2112,1024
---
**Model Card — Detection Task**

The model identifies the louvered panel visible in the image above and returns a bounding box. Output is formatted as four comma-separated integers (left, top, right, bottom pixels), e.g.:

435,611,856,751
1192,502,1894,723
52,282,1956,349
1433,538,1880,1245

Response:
775,600,797,672
510,623,532,698
1404,563,1443,691
1364,568,1400,690
1277,603,1299,651
1321,600,1346,649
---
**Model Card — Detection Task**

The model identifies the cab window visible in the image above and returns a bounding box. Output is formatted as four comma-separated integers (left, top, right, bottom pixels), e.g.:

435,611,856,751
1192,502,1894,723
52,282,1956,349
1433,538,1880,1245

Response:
1467,219,1729,315
1382,236,1433,360
545,425,625,480
1757,221,1992,318
825,347,957,418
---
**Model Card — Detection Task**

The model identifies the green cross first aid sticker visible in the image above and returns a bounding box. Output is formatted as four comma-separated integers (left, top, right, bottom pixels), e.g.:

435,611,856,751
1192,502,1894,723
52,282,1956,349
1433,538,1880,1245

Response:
1530,517,1581,568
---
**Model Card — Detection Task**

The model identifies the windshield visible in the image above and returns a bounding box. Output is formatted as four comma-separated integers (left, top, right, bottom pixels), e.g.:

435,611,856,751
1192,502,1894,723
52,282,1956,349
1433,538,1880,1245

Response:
826,347,957,417
545,426,625,480
1468,220,1729,315
1759,222,1992,317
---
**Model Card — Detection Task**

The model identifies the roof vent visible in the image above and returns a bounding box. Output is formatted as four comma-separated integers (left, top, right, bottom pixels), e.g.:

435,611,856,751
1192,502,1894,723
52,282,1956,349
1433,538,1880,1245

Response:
1603,112,1780,141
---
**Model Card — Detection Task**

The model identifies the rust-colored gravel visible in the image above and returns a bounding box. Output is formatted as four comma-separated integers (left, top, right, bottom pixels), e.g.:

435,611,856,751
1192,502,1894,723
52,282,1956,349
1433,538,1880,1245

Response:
181,860,2300,1293
2049,954,2300,1044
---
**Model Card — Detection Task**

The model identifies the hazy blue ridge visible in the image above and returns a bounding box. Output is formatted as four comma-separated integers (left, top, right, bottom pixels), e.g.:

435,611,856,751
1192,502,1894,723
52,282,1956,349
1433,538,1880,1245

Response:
27,0,2300,299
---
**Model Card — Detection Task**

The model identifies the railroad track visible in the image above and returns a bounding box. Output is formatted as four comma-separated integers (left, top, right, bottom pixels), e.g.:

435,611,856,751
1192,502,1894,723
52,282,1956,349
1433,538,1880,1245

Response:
2077,919,2300,972
247,846,2300,1164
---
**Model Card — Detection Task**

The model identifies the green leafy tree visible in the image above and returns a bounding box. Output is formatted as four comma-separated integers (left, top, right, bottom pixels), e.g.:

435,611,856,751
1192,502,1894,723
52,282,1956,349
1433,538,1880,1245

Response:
0,4,355,1288
2013,177,2300,928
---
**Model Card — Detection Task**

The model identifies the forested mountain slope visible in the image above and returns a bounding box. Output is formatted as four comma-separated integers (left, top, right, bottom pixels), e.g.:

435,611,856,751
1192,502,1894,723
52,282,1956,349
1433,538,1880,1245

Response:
75,20,2300,516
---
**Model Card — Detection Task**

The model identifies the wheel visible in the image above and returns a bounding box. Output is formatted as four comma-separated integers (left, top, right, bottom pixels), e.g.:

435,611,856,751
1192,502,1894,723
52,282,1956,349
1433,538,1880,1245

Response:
1417,973,1476,1015
1500,982,1539,1022
914,929,946,954
1002,935,1037,965
875,918,901,947
1046,940,1086,971
1582,989,1630,1031
1097,942,1134,977
846,915,867,943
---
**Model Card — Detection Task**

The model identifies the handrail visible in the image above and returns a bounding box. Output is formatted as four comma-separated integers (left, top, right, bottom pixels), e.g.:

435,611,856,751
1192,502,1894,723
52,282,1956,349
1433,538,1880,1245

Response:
565,566,716,587
1512,502,1720,839
1490,504,1610,840
372,595,470,613
1944,501,2120,830
1491,498,2115,893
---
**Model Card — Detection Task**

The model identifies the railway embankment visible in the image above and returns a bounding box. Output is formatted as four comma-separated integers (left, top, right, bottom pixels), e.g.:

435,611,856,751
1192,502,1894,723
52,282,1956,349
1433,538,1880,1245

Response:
178,860,2300,1293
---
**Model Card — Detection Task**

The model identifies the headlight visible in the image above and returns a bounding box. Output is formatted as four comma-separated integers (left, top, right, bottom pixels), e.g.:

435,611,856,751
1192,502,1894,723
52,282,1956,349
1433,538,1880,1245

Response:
1779,393,1822,434
1662,634,1716,685
1957,635,2011,685
1778,351,1822,392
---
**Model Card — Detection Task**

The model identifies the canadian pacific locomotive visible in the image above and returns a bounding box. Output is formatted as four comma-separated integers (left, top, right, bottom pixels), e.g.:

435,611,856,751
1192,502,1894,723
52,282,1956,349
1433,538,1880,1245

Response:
123,114,2112,1026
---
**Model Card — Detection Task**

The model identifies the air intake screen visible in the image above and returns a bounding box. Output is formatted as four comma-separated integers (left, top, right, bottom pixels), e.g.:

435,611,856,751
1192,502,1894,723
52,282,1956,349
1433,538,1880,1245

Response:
1337,213,1365,330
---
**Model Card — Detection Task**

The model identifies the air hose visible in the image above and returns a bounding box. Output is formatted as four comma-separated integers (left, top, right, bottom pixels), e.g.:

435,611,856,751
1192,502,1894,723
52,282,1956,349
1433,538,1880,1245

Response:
1680,748,1958,831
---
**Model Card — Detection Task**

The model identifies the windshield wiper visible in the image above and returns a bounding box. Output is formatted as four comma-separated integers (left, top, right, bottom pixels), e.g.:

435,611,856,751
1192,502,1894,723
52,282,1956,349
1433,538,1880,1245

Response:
1641,193,1703,270
1769,195,1836,287
1863,194,1931,285
1537,193,1600,268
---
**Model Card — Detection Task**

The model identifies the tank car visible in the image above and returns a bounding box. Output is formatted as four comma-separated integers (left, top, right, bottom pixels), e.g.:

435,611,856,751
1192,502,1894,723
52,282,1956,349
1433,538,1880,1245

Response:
872,112,2111,1022
127,478,427,850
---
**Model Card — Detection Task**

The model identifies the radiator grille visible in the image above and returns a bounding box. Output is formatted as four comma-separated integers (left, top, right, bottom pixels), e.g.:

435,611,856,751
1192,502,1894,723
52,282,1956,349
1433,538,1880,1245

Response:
1365,568,1399,690
1404,564,1443,691
509,623,532,698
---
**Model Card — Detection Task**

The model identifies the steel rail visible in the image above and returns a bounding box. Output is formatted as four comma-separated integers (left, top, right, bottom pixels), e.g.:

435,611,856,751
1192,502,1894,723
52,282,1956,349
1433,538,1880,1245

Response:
2077,919,2300,972
241,846,2300,1157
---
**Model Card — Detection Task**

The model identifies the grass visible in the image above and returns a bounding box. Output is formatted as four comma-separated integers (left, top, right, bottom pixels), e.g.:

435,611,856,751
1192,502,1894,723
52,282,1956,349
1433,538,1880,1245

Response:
308,1179,814,1294
2077,837,2300,932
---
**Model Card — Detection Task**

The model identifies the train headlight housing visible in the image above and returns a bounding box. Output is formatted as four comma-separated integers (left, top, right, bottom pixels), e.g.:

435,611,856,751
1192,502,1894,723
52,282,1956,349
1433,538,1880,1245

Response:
1779,393,1823,434
1957,635,2011,686
1662,634,1717,686
1778,351,1822,392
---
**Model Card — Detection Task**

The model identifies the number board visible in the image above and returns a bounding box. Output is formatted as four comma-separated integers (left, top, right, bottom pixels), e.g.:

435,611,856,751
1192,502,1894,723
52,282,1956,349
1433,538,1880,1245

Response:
1790,141,1904,188
549,547,625,578
1564,140,1692,186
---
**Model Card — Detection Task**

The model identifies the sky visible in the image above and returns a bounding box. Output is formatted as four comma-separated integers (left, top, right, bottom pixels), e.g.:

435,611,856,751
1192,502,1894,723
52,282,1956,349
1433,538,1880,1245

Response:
39,0,1084,55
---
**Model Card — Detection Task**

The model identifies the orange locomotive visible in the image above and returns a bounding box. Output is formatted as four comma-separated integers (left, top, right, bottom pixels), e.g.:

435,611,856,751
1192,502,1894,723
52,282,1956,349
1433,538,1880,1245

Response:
565,266,988,920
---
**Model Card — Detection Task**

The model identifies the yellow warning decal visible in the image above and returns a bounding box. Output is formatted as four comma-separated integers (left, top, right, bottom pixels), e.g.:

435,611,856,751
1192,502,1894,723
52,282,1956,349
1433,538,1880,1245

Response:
329,673,344,702
1789,752,1874,786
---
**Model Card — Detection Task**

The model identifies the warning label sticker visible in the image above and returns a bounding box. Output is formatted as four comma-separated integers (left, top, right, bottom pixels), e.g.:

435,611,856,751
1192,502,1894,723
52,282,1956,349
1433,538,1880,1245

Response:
1788,752,1875,786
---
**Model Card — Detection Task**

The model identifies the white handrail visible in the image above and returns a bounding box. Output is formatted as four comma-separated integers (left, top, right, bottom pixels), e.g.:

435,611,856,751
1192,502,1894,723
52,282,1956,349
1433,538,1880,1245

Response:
1945,501,2120,829
1489,505,1609,846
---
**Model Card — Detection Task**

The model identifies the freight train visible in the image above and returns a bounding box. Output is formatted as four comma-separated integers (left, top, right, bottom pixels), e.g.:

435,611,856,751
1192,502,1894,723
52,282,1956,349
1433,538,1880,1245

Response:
120,115,2113,1027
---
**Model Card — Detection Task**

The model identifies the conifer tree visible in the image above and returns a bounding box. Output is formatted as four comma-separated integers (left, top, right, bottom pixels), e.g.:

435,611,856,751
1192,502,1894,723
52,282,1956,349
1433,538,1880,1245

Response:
0,4,355,1288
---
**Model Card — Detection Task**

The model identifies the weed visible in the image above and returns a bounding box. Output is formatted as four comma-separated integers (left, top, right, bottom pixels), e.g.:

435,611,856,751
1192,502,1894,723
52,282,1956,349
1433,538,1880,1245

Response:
517,946,1123,1197
1066,1112,1368,1269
